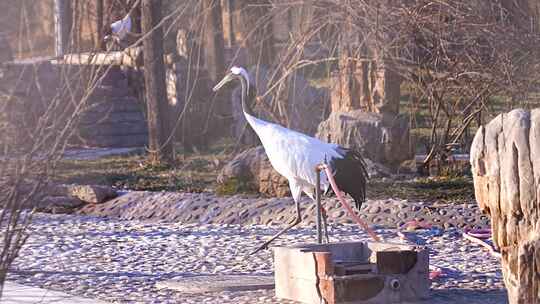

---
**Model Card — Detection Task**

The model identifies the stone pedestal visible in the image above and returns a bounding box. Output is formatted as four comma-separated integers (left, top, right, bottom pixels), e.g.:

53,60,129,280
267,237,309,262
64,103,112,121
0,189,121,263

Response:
274,242,429,304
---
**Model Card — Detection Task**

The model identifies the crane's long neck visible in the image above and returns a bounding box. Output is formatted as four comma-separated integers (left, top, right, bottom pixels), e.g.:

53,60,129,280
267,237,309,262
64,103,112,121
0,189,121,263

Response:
239,73,256,117
239,73,270,135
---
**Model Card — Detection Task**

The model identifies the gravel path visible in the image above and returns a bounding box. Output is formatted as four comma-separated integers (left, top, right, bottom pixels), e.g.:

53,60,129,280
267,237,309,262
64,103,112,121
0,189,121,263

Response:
7,213,507,303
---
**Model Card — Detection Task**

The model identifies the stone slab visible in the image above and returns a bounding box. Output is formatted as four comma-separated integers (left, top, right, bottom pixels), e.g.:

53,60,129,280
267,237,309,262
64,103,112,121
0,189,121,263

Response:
155,275,274,293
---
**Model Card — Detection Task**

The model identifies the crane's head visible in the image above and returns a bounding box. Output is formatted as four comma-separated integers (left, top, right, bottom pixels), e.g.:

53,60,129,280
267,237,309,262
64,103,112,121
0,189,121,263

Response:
213,66,249,92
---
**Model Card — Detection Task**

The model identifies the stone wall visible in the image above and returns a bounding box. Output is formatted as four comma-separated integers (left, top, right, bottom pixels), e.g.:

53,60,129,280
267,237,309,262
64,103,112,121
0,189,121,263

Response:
0,58,148,149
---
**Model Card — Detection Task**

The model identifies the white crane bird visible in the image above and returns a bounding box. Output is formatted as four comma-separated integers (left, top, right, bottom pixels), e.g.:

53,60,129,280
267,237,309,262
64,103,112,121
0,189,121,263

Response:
111,14,132,41
103,14,132,49
213,67,380,253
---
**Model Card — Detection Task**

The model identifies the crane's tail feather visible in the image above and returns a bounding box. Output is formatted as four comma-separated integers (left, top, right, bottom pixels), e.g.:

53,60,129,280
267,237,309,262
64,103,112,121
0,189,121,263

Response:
330,148,369,210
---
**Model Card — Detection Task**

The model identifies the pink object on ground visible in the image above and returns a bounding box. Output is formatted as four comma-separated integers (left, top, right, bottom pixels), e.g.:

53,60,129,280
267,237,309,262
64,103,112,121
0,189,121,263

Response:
429,268,443,280
463,228,492,239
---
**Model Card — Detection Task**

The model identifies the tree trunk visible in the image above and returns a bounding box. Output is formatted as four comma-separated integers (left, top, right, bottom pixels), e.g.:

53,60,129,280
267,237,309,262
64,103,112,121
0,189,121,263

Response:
141,0,174,163
222,0,235,48
201,0,226,83
331,25,401,116
236,0,275,68
54,0,72,56
470,108,540,304
96,0,104,49
129,0,142,35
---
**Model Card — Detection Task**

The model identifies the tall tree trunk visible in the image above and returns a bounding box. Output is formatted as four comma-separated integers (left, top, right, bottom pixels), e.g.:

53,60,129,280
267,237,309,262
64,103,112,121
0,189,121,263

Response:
236,0,275,68
128,0,142,35
331,36,401,115
201,0,225,83
141,0,174,163
222,0,235,48
54,0,72,56
96,0,104,49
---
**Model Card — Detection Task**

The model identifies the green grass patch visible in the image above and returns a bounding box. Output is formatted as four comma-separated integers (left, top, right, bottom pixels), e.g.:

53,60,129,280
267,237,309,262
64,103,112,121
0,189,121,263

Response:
367,176,474,203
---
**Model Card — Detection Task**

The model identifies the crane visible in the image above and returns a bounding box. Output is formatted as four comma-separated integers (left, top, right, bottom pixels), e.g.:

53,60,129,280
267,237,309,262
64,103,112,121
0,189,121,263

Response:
213,67,381,254
103,14,132,50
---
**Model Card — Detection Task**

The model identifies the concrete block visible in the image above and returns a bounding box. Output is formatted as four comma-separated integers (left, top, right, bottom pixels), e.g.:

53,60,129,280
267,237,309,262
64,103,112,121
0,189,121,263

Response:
273,241,429,304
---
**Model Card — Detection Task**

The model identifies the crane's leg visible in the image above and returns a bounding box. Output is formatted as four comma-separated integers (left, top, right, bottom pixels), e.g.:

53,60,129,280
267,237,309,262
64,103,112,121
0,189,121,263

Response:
250,198,302,255
307,182,330,244
321,207,330,243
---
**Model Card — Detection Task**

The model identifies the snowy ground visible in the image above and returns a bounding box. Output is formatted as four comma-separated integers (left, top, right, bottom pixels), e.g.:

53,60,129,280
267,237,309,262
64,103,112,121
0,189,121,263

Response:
8,213,507,304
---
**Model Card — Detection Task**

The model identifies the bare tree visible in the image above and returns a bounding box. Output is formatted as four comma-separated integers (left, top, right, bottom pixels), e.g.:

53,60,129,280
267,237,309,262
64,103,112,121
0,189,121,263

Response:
201,0,225,83
236,0,275,68
141,0,174,163
96,0,104,49
244,0,540,169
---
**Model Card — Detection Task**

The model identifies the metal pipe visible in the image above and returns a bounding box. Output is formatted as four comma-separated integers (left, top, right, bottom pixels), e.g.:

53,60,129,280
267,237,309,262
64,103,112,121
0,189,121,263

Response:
315,166,322,244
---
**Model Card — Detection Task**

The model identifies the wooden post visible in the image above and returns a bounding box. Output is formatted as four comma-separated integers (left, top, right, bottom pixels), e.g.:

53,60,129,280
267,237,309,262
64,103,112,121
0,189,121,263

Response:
141,0,174,163
470,109,540,304
54,0,72,56
201,0,226,83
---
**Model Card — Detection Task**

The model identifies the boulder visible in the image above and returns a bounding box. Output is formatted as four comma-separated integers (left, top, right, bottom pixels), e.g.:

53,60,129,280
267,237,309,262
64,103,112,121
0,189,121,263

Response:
231,66,329,145
48,184,118,204
36,196,84,214
470,108,540,304
316,111,413,169
218,146,289,197
39,196,84,208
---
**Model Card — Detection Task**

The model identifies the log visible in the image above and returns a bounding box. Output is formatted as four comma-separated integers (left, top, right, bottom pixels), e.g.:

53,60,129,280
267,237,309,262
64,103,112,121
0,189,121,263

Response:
470,108,540,304
61,48,142,67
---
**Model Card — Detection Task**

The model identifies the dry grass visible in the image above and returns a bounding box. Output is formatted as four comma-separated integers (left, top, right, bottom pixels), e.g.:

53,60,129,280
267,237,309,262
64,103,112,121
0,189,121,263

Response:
54,140,475,204
54,140,235,192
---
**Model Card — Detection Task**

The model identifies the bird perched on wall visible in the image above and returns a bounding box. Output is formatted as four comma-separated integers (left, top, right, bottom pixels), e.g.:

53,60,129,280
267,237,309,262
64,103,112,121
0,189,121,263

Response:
103,14,132,50
213,67,380,254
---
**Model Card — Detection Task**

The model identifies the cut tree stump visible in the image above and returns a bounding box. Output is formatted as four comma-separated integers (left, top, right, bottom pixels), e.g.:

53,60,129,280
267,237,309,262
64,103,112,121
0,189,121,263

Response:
470,108,540,304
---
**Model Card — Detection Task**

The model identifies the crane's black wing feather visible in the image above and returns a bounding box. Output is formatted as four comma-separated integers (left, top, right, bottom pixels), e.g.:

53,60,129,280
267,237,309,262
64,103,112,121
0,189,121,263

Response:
330,148,369,211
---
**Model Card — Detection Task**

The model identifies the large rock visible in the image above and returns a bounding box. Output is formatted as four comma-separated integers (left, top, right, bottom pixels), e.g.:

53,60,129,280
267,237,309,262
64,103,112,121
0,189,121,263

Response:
218,146,289,197
231,66,329,145
470,108,540,304
49,184,118,204
316,111,413,169
37,196,84,214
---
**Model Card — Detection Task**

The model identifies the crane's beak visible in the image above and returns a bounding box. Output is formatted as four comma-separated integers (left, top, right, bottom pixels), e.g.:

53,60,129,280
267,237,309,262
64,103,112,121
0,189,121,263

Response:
213,73,234,92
